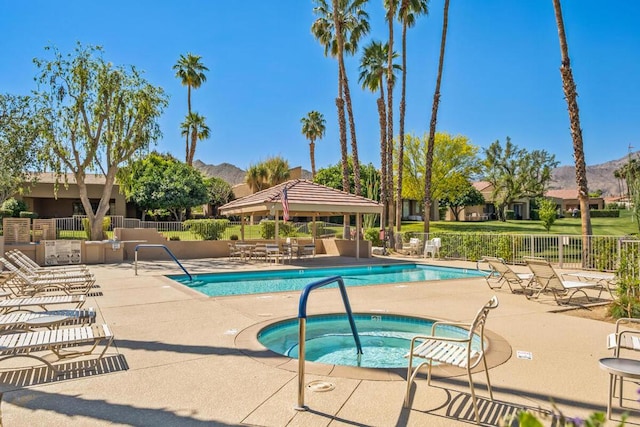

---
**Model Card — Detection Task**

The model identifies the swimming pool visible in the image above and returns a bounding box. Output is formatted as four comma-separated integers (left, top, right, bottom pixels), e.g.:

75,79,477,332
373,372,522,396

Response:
168,263,485,297
258,313,481,368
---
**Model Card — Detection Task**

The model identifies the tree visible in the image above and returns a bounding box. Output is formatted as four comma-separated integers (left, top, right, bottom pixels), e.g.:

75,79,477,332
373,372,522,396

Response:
552,0,592,267
173,53,209,165
400,132,481,213
34,43,167,240
384,0,398,229
0,94,43,203
244,156,291,192
396,0,429,231
482,138,558,221
117,152,208,221
206,176,234,217
538,197,557,232
440,183,485,221
180,112,211,166
300,111,326,179
315,158,380,200
423,0,450,233
359,40,400,234
312,0,369,196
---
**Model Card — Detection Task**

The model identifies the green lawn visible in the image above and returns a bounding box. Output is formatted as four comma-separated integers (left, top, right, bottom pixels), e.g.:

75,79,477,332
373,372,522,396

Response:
400,210,637,236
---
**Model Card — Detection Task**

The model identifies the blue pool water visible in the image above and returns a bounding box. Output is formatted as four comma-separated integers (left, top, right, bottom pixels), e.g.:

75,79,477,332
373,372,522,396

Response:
258,314,481,368
168,263,485,297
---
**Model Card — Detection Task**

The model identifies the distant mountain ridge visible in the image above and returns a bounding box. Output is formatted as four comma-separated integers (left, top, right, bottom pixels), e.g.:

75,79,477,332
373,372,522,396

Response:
194,153,629,197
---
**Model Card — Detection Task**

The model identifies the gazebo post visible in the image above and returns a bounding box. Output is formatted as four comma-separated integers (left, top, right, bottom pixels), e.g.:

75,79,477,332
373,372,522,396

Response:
240,216,245,241
355,214,361,260
312,214,316,242
275,211,280,244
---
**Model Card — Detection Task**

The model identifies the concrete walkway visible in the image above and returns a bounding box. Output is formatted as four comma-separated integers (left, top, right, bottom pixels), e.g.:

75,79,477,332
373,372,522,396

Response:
0,255,636,426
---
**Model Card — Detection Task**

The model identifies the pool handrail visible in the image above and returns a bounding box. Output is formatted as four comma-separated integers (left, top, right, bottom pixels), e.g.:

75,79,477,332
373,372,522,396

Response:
134,244,192,281
296,275,362,411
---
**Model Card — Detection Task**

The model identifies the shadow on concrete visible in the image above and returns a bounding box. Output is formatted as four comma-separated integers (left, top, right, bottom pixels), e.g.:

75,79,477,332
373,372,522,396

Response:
1,387,240,426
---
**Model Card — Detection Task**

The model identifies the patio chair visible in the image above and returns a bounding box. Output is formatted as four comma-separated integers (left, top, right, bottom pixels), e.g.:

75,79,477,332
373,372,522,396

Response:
482,256,534,293
227,243,241,261
3,253,92,280
605,318,640,400
403,238,422,256
300,243,316,258
0,258,95,297
0,307,96,334
524,257,605,305
6,249,89,273
0,294,86,314
404,296,499,424
0,323,114,375
423,238,441,258
265,244,283,264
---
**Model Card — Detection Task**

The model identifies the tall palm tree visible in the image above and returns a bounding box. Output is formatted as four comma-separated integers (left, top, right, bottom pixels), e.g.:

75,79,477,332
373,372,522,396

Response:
384,0,398,230
359,40,400,236
396,0,429,232
423,0,450,233
300,111,326,179
180,113,210,167
312,0,369,196
245,163,269,192
173,53,209,164
264,156,291,186
552,0,592,267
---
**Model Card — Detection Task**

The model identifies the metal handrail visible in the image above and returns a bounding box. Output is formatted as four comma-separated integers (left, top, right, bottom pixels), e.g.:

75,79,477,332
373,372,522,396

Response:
134,244,192,281
295,275,362,411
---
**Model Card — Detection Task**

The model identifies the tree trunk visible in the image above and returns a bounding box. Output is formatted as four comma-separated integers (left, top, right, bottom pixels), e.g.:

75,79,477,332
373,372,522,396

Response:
396,20,408,233
341,64,361,196
386,6,396,230
552,0,592,267
378,92,387,238
423,0,450,233
310,139,316,179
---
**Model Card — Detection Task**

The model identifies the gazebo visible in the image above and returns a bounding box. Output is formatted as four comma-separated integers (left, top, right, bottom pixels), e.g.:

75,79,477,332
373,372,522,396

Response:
218,180,383,259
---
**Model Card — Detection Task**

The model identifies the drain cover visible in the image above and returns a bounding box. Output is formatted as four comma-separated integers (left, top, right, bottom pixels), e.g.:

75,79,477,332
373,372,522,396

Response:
306,380,335,392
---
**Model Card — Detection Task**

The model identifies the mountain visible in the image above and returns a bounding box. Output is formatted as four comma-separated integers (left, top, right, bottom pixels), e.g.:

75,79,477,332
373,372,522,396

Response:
550,152,636,197
193,160,313,186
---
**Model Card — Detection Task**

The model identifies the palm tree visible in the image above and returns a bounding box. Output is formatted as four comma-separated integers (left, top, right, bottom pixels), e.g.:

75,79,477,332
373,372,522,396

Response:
300,111,326,179
264,156,291,187
384,0,398,230
552,0,592,266
312,0,369,196
423,0,450,233
396,0,429,232
180,113,210,166
173,53,209,164
245,163,268,192
359,40,400,236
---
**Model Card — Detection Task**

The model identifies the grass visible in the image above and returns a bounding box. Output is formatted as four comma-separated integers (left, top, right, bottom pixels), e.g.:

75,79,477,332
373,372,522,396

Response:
401,209,638,236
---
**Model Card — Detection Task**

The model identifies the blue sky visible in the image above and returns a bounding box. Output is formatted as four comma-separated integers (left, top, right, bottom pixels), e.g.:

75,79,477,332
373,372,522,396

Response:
1,1,638,171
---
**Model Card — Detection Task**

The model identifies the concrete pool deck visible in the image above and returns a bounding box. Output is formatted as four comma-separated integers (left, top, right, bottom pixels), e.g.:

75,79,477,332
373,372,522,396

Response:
0,255,637,426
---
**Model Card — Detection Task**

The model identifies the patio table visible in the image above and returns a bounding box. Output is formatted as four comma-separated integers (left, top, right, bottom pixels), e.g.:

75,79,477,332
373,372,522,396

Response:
599,357,640,419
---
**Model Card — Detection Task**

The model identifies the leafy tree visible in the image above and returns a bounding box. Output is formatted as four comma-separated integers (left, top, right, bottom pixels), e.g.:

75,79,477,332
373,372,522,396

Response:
400,132,481,213
0,94,43,203
34,44,168,240
440,183,485,221
312,0,369,196
180,112,210,166
423,0,450,233
396,0,429,231
244,156,291,192
315,158,380,201
538,197,558,232
482,138,558,221
173,53,208,165
300,111,326,179
117,152,208,221
553,0,593,267
206,176,234,216
1,198,29,217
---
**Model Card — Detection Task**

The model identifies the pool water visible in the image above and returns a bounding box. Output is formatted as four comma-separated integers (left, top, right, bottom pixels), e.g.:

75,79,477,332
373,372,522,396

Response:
168,263,485,297
258,314,480,368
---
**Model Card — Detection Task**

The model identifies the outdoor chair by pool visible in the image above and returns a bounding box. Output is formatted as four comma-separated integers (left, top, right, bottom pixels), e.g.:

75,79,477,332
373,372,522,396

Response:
403,238,422,256
6,249,89,274
2,254,92,281
0,294,86,314
0,258,95,297
606,318,640,400
404,296,499,424
265,244,284,264
0,323,114,375
0,308,96,334
423,238,441,258
524,257,605,305
482,256,534,293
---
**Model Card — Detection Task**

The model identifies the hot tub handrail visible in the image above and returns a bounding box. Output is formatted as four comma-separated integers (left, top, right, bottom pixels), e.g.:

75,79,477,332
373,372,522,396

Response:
134,244,192,281
296,275,362,411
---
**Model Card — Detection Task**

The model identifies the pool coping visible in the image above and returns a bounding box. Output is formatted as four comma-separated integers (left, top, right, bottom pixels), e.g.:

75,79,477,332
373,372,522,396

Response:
235,311,512,382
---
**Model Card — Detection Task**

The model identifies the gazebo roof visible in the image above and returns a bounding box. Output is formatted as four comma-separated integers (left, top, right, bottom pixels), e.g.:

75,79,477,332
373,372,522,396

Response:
219,180,382,216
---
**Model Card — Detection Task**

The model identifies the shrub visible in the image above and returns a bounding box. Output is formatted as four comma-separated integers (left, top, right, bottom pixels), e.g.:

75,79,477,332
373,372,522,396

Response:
230,234,239,241
168,235,181,241
0,209,12,219
505,210,515,220
183,219,229,240
590,210,620,218
19,211,38,219
82,217,111,240
1,198,28,217
259,220,294,239
364,228,382,246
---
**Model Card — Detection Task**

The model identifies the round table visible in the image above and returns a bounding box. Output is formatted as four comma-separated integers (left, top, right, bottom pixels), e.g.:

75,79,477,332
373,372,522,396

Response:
24,314,70,329
599,357,640,419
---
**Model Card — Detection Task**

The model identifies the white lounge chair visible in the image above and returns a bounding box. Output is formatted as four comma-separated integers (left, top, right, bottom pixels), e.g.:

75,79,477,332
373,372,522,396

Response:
482,256,534,293
0,294,86,314
404,296,499,424
0,308,96,334
6,249,89,273
0,324,114,375
524,257,605,304
0,258,95,296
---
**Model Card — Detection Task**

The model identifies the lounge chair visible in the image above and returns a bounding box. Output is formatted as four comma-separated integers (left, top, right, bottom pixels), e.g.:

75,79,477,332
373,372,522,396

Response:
482,256,534,293
423,238,441,258
0,308,96,334
0,323,114,375
6,249,89,273
524,257,605,304
404,296,499,424
2,254,92,280
0,294,86,314
0,258,95,296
